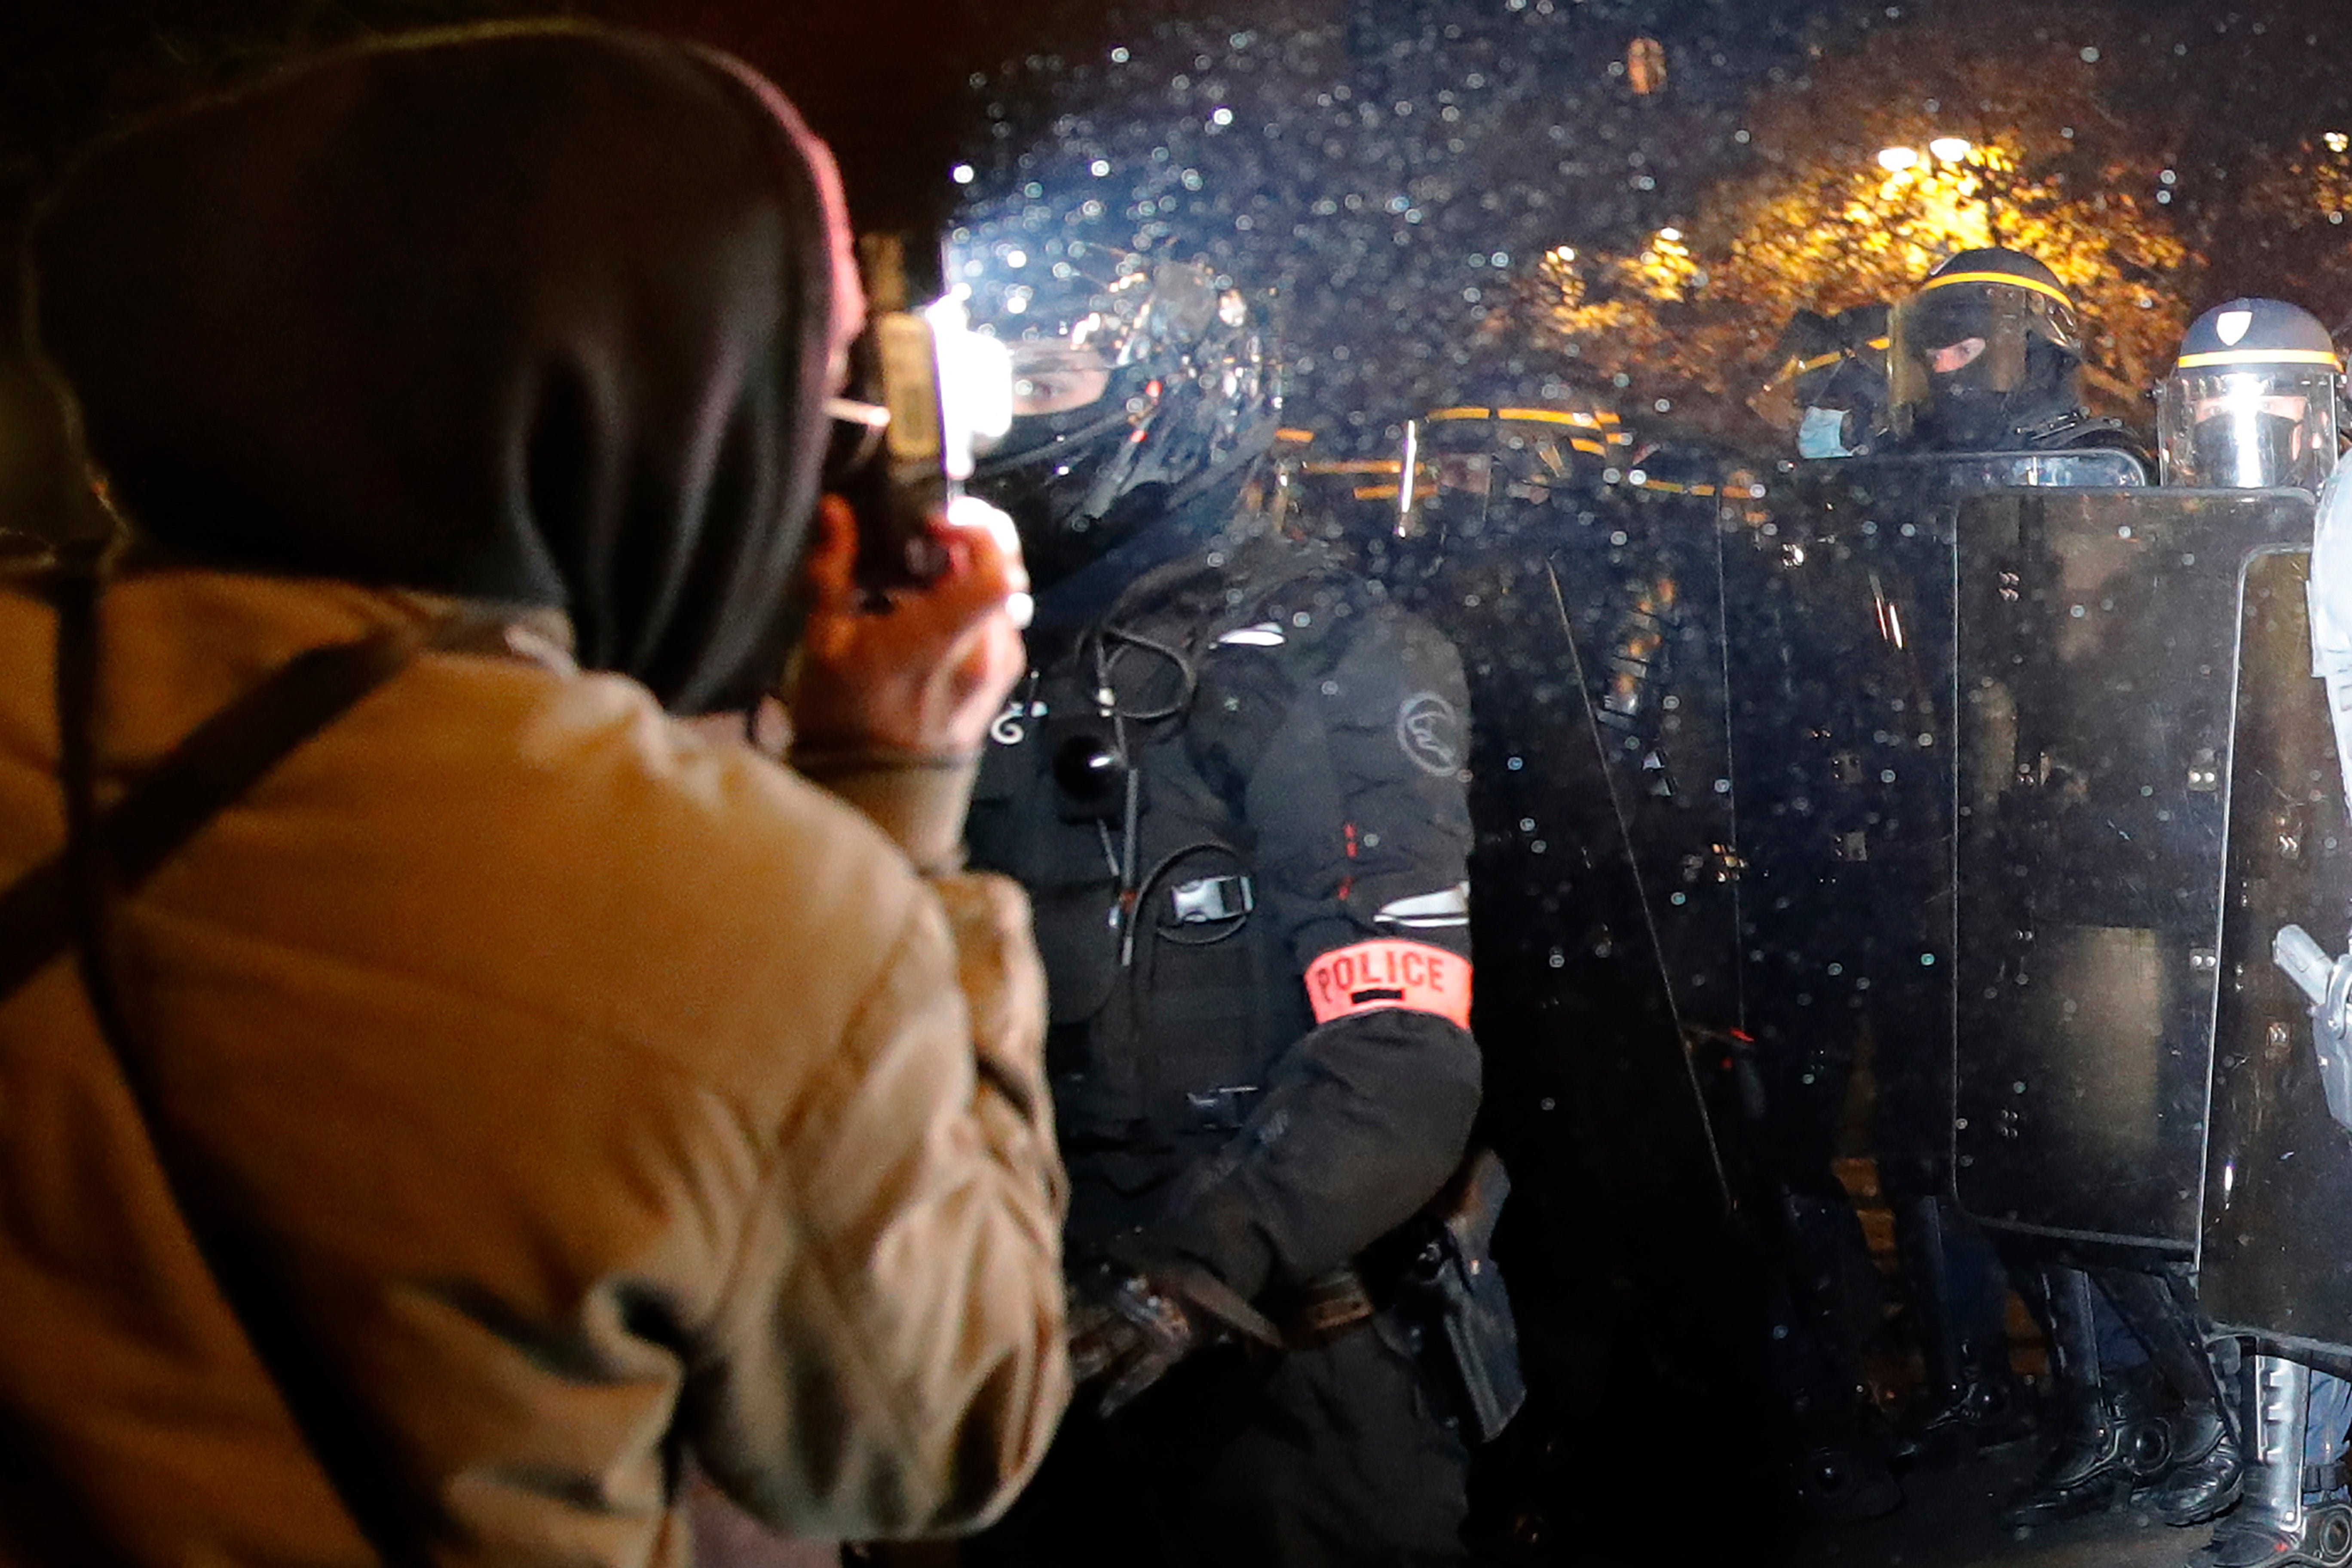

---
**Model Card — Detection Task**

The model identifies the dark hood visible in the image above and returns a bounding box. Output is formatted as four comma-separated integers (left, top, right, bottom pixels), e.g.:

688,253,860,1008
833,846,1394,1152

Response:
27,24,849,714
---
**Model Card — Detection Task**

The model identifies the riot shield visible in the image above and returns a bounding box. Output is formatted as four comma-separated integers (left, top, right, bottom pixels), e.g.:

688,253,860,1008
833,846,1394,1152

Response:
1721,450,2141,1209
1385,462,1776,1500
1558,471,1746,1042
1950,489,2315,1258
2201,547,2352,1358
1723,456,1986,1202
1423,466,1743,1165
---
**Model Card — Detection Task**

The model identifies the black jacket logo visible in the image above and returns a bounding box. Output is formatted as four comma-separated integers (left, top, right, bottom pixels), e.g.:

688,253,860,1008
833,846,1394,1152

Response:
1397,692,1463,777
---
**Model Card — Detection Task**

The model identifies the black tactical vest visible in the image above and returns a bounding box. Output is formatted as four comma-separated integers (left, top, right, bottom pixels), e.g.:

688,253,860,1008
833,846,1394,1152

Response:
968,544,1357,1244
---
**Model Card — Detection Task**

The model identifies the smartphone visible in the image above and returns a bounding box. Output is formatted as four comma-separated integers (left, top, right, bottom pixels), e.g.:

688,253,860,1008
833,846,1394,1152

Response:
835,236,1012,593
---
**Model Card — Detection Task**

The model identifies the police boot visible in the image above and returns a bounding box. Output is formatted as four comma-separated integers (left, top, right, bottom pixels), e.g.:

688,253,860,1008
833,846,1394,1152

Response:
1780,1189,1886,1382
1790,1436,1904,1527
2003,1269,2174,1526
2101,1268,2245,1527
1786,1388,1902,1527
1768,1326,1903,1525
2002,1373,2175,1526
2198,1357,2352,1568
1893,1195,2031,1459
1770,1191,1903,1523
1761,1274,1902,1524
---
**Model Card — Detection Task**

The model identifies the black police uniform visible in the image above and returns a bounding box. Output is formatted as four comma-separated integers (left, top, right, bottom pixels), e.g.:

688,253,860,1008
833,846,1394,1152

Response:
965,524,1487,1568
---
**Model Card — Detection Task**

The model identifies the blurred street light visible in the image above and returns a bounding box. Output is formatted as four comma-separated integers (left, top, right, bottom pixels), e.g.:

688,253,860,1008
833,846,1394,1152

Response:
1627,36,1667,97
1878,136,1999,244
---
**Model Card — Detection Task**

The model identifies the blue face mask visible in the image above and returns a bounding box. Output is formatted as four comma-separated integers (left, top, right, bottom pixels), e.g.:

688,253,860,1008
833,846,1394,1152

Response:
1797,405,1854,459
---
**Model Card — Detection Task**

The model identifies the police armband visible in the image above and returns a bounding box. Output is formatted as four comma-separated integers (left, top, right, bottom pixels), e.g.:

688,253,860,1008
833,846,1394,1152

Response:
1302,939,1472,1030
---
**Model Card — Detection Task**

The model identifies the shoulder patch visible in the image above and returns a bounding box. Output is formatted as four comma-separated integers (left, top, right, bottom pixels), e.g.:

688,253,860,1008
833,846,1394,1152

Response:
1396,691,1464,776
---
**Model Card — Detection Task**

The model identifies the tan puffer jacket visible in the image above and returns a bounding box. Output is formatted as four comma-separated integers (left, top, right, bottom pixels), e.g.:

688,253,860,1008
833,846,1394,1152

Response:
0,568,1069,1565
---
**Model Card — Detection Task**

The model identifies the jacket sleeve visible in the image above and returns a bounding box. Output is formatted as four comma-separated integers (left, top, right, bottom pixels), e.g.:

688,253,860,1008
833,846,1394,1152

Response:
686,835,1070,1537
1147,600,1483,1303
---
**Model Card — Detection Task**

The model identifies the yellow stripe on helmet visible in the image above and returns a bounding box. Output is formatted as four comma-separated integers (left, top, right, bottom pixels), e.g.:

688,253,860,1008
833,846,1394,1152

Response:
2175,347,2343,370
1917,270,2076,311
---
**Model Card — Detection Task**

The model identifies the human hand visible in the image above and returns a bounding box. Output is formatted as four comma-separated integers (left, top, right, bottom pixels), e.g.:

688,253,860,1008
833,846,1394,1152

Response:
1068,1273,1196,1419
787,493,1031,759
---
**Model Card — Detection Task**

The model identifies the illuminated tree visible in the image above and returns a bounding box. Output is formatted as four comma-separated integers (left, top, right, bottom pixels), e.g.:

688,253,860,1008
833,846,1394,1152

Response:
1500,1,2208,430
2242,132,2352,248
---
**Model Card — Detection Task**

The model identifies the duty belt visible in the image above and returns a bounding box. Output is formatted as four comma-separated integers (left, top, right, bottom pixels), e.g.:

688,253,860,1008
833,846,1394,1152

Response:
1276,1264,1378,1350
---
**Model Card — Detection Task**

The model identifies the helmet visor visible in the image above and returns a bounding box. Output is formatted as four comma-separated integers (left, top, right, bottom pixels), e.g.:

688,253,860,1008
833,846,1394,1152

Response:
2159,368,2340,490
1889,279,2080,434
1007,339,1116,416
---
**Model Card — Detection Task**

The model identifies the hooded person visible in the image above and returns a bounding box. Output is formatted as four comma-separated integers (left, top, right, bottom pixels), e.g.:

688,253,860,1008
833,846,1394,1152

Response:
0,23,1065,1565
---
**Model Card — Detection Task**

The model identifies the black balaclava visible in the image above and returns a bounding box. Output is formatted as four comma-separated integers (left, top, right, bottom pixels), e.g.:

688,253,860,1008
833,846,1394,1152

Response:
28,24,849,715
1912,339,2077,452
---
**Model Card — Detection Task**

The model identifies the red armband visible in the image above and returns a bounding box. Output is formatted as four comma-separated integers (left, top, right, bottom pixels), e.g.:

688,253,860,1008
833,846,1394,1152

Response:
1302,939,1473,1031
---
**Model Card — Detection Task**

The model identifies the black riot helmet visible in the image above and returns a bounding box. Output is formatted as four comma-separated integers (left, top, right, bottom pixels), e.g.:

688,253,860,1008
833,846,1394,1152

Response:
1889,248,2085,451
1406,384,1627,544
957,245,1280,589
2158,298,2341,491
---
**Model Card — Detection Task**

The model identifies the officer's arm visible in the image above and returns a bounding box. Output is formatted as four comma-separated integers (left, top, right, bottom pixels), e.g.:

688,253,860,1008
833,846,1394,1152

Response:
1147,605,1482,1302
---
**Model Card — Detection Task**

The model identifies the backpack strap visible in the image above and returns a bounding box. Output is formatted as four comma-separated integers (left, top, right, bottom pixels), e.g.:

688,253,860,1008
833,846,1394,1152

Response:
0,586,460,1006
2,564,496,1562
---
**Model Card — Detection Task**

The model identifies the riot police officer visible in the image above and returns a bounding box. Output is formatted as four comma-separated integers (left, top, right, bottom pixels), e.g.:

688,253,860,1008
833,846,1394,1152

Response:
956,249,1517,1567
2164,298,2351,1568
2160,297,2342,491
1887,248,2136,456
1880,256,2243,1528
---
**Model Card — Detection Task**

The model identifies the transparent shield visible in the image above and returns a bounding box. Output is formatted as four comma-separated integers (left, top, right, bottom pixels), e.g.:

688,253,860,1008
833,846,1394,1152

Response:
1949,489,2317,1253
2159,368,2341,491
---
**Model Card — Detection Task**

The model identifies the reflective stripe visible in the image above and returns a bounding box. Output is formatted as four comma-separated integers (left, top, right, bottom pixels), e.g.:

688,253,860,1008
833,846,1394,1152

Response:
1916,270,2076,310
1376,882,1471,929
2176,348,2343,369
1424,405,1612,429
1304,938,1473,1029
1216,622,1287,647
1776,349,1847,380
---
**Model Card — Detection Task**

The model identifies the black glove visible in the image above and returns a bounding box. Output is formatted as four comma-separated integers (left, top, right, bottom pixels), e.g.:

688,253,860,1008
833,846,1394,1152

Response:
1067,1256,1285,1418
1069,1271,1196,1418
